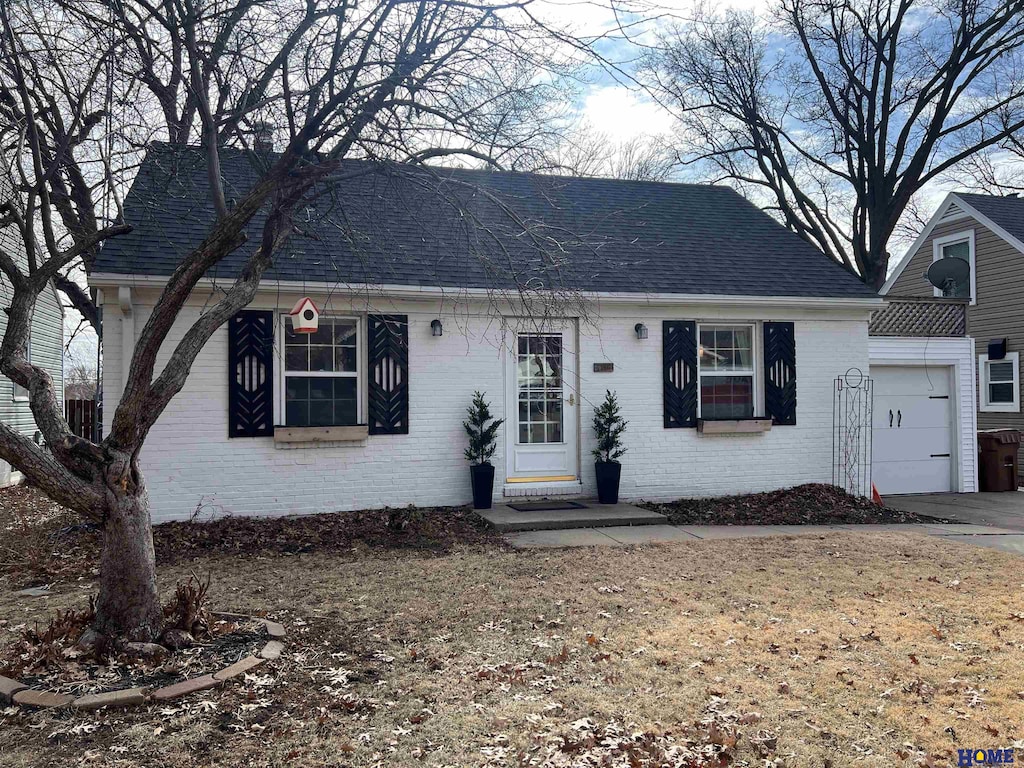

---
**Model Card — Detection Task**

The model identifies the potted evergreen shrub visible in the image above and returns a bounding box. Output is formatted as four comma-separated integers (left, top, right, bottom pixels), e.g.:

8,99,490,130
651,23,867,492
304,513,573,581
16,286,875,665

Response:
464,391,504,510
592,389,627,504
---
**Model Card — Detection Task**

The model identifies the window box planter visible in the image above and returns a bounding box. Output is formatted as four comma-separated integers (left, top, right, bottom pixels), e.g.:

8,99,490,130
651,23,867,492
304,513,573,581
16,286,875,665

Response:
697,418,773,435
273,425,368,443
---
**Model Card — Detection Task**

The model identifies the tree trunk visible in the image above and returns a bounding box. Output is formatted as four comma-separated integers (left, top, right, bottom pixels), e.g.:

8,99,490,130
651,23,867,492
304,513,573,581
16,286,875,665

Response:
94,476,163,642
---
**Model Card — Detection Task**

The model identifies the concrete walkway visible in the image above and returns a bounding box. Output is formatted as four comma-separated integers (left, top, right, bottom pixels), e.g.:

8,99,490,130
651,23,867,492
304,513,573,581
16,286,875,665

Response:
505,521,1024,554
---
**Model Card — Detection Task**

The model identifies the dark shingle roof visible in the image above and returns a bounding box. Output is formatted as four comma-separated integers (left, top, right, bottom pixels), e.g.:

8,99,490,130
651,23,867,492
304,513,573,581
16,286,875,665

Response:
94,143,875,298
955,192,1024,249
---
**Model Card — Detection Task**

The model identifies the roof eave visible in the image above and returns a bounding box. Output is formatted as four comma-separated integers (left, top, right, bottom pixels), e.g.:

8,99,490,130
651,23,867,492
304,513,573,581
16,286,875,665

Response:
89,272,884,309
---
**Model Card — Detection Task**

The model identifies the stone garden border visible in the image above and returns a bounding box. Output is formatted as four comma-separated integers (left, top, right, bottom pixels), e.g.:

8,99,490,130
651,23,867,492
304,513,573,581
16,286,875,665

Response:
0,614,286,712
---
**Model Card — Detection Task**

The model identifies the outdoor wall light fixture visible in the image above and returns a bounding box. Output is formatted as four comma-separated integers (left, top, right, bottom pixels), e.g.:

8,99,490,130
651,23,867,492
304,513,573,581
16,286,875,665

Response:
431,319,443,337
634,322,649,340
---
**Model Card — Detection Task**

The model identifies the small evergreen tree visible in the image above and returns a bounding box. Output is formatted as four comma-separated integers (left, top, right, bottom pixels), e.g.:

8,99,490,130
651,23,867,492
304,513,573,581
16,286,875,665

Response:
592,389,627,463
464,391,504,465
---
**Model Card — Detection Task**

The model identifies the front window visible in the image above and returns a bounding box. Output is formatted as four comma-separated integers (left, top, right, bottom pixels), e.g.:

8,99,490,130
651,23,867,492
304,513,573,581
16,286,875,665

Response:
283,317,360,426
698,324,755,419
980,352,1020,413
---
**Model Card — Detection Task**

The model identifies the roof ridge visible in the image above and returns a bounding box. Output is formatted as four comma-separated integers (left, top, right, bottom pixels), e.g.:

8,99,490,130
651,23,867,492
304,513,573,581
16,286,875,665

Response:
142,140,728,192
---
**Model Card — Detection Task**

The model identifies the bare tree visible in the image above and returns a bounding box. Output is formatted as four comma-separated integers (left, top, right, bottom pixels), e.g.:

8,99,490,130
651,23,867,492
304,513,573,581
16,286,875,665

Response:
645,0,1024,288
0,0,582,644
532,124,674,181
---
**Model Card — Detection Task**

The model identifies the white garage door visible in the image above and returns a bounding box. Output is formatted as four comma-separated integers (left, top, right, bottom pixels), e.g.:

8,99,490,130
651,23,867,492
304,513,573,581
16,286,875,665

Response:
872,366,954,495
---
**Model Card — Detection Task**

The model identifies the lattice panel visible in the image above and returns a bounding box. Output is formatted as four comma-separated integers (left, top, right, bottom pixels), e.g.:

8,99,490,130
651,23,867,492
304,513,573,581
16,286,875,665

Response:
368,314,409,435
764,321,797,426
869,298,967,337
228,310,275,438
663,320,698,428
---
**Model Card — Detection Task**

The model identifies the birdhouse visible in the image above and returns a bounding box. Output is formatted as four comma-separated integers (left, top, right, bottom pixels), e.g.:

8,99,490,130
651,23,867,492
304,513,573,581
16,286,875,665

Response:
288,297,320,334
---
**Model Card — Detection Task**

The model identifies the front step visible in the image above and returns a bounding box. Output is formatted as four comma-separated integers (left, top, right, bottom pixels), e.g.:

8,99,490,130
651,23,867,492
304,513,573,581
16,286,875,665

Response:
477,499,667,532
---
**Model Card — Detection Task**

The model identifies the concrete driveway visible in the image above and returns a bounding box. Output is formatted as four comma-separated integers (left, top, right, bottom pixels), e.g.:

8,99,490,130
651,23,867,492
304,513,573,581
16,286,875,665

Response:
885,491,1024,530
885,491,1024,554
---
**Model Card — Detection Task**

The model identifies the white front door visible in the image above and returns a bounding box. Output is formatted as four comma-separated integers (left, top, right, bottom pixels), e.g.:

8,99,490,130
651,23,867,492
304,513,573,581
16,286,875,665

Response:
505,323,579,483
872,365,954,494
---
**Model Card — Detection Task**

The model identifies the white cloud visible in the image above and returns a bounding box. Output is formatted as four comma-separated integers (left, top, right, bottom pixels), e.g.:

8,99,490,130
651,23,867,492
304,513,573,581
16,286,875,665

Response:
579,85,674,140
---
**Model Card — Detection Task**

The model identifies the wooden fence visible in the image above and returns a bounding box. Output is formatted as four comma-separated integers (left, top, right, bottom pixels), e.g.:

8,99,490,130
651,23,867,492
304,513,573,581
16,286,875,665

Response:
65,399,98,440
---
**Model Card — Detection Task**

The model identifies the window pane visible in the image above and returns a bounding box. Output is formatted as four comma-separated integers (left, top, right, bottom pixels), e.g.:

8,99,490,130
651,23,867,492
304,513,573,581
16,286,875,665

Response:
286,376,358,427
701,375,754,420
943,241,970,260
309,346,333,372
518,336,528,355
700,325,753,372
989,362,1014,383
335,347,357,372
335,378,357,401
530,399,545,421
307,321,333,345
334,398,357,426
309,400,334,426
285,346,308,371
546,423,562,443
286,400,307,427
335,322,357,346
547,398,562,427
518,424,529,443
285,377,309,400
284,324,301,343
309,378,333,400
990,382,1015,403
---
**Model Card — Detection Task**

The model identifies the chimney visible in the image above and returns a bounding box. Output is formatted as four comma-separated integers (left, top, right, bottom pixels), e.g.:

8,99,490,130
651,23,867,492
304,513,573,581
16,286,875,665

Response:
252,121,274,153
1006,192,1019,198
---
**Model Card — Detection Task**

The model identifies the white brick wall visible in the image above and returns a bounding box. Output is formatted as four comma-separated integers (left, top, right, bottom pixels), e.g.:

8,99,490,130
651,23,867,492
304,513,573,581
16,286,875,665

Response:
103,289,872,522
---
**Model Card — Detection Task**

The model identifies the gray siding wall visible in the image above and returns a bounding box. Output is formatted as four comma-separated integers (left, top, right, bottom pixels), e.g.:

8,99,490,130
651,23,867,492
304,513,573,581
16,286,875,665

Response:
0,175,65,484
889,213,1024,469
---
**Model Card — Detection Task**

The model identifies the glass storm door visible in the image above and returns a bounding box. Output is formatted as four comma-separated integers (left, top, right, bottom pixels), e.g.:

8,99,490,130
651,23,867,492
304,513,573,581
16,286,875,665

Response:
505,326,578,483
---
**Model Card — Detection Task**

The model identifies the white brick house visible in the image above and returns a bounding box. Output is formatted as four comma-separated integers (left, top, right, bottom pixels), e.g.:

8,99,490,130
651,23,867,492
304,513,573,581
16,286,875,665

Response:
91,144,886,523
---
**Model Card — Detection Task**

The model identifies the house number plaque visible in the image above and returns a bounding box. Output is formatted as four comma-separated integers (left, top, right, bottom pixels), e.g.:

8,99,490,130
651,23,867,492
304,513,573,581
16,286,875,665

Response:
593,362,614,373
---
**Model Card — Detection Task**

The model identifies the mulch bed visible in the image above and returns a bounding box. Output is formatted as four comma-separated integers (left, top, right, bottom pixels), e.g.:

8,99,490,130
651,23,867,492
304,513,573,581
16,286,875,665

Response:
0,485,501,587
642,483,951,526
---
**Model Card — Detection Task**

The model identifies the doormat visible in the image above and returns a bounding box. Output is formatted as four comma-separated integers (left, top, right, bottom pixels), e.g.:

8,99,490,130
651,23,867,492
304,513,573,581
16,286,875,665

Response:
507,500,589,512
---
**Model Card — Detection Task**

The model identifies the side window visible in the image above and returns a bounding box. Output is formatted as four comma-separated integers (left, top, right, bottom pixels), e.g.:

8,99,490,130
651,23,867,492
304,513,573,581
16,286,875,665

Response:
932,230,975,302
979,352,1020,413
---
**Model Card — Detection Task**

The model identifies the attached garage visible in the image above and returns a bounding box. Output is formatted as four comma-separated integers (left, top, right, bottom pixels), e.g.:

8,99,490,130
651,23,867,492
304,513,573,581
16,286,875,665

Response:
872,366,954,494
869,336,978,495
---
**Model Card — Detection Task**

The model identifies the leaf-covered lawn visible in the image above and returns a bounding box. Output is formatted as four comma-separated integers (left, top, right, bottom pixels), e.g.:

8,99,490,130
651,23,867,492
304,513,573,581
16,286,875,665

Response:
2,531,1023,767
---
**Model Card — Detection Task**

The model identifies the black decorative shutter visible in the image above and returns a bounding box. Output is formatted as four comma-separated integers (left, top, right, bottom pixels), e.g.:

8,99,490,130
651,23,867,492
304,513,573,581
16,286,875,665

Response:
228,310,274,437
663,320,698,428
368,314,409,435
764,321,797,425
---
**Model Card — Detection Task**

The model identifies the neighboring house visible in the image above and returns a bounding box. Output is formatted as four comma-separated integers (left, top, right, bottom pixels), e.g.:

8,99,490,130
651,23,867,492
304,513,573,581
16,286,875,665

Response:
882,192,1024,482
0,174,65,486
91,143,897,524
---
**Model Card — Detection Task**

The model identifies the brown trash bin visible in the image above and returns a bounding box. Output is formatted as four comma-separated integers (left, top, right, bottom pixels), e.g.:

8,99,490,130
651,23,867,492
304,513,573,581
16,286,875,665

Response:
978,430,1022,492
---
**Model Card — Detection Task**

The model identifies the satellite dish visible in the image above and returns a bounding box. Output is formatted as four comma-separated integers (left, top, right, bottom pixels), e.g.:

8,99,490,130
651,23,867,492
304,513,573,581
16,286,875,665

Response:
926,257,970,295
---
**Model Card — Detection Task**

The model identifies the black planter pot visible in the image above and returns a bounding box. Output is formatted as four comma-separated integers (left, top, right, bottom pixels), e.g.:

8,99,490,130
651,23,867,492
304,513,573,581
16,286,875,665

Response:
595,461,622,504
470,463,496,510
